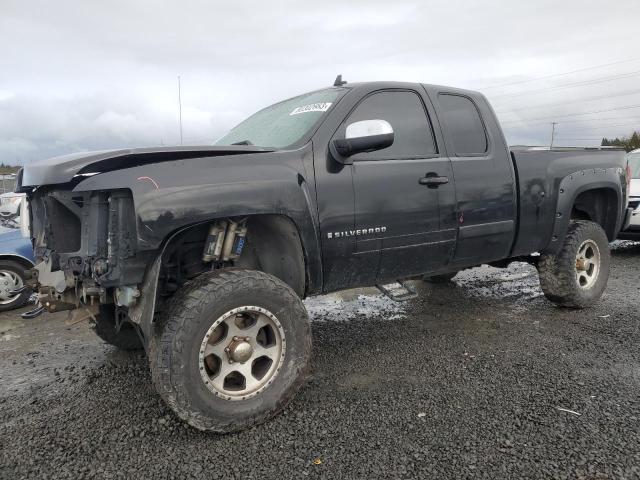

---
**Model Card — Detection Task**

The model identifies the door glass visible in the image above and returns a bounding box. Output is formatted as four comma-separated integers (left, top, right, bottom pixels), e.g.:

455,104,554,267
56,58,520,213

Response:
346,91,437,160
438,94,488,155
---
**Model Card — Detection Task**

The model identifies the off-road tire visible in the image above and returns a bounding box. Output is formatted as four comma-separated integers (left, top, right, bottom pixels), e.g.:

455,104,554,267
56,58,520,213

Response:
423,271,458,284
92,304,144,350
0,259,31,312
149,269,311,433
538,220,610,308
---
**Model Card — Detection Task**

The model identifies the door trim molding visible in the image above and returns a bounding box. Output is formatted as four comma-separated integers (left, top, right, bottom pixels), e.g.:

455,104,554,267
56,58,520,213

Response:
459,220,514,240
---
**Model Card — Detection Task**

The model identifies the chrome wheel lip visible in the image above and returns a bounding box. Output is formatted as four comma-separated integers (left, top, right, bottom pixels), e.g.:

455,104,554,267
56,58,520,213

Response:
575,239,600,290
198,306,286,401
0,269,23,304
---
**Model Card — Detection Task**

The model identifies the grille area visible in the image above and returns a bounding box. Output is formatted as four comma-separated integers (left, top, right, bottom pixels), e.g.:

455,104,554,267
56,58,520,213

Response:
28,188,144,288
30,190,84,258
44,196,81,252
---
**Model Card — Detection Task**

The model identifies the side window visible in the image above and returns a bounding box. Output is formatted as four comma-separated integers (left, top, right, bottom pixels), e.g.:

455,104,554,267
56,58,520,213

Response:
346,91,437,160
438,94,488,155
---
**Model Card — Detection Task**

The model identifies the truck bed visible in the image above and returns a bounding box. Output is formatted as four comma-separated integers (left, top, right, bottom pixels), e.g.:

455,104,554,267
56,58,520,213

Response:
509,146,627,257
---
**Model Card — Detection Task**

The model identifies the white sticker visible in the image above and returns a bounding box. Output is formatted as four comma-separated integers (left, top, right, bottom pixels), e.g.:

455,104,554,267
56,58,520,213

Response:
289,102,332,116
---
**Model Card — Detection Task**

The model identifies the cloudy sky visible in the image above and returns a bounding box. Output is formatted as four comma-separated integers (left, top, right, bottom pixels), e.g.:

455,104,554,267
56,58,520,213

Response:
1,0,639,164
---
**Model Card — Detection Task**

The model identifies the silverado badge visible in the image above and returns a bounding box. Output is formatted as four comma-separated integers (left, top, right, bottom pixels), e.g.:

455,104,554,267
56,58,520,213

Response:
327,226,387,239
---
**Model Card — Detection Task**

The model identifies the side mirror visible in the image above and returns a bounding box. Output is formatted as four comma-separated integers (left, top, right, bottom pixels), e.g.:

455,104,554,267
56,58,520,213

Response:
331,119,394,164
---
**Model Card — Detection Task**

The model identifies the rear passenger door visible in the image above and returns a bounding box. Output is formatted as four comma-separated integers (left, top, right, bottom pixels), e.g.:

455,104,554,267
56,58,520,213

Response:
430,91,517,264
339,89,458,281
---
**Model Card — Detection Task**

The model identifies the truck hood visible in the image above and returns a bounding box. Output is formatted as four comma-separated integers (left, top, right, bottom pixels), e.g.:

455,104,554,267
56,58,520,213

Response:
17,145,275,190
630,178,640,198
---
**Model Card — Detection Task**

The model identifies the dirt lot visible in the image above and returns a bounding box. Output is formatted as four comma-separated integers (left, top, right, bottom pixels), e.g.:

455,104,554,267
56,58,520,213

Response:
1,242,640,479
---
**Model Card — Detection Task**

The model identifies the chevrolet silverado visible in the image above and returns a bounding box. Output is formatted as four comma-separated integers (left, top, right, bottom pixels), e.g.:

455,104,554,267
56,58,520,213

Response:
16,78,629,432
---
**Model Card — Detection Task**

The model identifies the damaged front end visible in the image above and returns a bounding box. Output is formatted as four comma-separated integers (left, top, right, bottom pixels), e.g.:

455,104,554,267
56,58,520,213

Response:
24,187,150,323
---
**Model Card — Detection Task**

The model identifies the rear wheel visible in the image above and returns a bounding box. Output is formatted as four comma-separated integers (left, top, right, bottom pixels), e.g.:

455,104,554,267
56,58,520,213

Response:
92,304,143,350
537,220,610,308
149,269,311,433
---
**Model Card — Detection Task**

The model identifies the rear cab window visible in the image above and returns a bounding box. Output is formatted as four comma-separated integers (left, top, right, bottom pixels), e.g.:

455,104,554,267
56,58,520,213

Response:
437,94,488,156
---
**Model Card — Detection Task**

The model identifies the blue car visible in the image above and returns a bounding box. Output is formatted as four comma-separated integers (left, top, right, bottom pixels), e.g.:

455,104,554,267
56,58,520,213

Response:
0,228,34,311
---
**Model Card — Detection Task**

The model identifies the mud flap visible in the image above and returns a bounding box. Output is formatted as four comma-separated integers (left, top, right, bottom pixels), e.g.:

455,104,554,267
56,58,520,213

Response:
128,255,161,342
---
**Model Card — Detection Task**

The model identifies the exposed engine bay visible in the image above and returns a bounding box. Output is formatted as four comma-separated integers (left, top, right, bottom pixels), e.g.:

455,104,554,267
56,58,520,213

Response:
24,187,251,323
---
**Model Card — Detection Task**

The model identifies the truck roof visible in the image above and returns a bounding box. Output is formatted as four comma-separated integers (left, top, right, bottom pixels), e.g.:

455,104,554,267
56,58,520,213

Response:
338,80,482,98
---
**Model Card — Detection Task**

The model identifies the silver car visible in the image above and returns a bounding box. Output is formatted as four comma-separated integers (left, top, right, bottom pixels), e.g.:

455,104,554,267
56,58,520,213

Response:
0,192,25,228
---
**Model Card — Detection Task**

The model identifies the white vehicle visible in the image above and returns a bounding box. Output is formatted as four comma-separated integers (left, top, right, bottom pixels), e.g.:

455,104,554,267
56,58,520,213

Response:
0,192,25,228
619,149,640,239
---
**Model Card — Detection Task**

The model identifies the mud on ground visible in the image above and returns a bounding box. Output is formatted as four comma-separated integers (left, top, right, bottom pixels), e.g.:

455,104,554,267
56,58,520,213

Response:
1,242,640,479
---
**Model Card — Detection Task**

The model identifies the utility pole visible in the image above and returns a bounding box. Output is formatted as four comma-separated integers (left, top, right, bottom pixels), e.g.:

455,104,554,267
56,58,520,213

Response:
178,76,183,145
550,122,557,149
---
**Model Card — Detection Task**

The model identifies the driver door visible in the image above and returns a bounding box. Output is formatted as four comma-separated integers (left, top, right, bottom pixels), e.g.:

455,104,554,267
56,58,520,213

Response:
342,90,457,281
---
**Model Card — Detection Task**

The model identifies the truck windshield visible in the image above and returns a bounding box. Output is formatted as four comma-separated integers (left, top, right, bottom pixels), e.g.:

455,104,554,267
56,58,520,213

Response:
214,88,345,149
628,152,640,179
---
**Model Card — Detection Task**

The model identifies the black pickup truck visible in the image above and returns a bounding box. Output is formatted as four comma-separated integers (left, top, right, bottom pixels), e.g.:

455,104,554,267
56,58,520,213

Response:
17,79,629,432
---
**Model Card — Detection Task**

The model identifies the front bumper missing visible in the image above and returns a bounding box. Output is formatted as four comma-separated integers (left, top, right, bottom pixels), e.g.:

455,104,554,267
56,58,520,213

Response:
21,254,150,326
21,258,82,319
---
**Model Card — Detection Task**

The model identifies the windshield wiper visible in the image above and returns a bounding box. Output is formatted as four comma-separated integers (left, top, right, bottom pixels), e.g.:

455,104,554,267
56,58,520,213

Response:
231,139,254,146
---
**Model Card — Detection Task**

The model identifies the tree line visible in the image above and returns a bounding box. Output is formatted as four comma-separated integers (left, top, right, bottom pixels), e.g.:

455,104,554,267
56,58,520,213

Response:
601,131,640,152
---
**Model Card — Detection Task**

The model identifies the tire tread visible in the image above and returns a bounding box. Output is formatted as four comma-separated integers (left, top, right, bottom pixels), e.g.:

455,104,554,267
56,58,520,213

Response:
149,269,311,433
538,220,610,309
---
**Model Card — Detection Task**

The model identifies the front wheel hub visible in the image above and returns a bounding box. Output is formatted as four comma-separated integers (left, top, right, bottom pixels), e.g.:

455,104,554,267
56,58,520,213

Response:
199,306,286,401
227,337,253,363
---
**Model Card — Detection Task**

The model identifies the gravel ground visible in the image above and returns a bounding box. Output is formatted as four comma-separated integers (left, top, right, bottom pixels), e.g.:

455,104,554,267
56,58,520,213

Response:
1,242,640,479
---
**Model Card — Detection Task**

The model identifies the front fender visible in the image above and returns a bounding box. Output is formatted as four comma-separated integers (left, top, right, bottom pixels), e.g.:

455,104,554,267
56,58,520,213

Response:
71,149,323,294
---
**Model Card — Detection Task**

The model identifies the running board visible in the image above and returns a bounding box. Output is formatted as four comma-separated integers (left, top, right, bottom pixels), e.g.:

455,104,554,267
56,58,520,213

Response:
377,281,418,302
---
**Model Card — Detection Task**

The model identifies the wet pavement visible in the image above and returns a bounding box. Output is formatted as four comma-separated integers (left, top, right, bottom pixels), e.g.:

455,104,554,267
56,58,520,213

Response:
1,241,640,479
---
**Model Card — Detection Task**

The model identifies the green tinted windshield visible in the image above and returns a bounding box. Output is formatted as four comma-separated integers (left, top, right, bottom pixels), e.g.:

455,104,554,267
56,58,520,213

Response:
215,88,345,148
628,152,640,178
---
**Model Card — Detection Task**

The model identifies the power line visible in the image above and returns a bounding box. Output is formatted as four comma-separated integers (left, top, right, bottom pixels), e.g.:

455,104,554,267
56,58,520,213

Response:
502,118,640,129
479,57,640,90
551,121,640,128
557,124,640,133
493,88,640,113
500,104,640,126
507,116,640,126
555,133,625,138
553,137,604,141
556,123,640,133
490,70,640,99
504,126,639,141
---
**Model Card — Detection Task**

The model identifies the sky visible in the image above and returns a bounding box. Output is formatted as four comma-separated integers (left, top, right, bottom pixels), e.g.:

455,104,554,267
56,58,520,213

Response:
1,0,639,164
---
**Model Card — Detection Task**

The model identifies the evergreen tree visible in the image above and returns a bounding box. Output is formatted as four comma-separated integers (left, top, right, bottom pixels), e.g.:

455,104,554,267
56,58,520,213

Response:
601,131,640,152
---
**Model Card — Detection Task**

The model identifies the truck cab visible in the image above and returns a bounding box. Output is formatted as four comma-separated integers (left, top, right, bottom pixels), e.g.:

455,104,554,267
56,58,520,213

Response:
312,82,518,291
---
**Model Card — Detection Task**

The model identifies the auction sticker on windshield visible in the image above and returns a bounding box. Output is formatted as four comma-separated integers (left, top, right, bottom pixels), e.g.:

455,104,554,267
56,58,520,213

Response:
290,103,332,115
